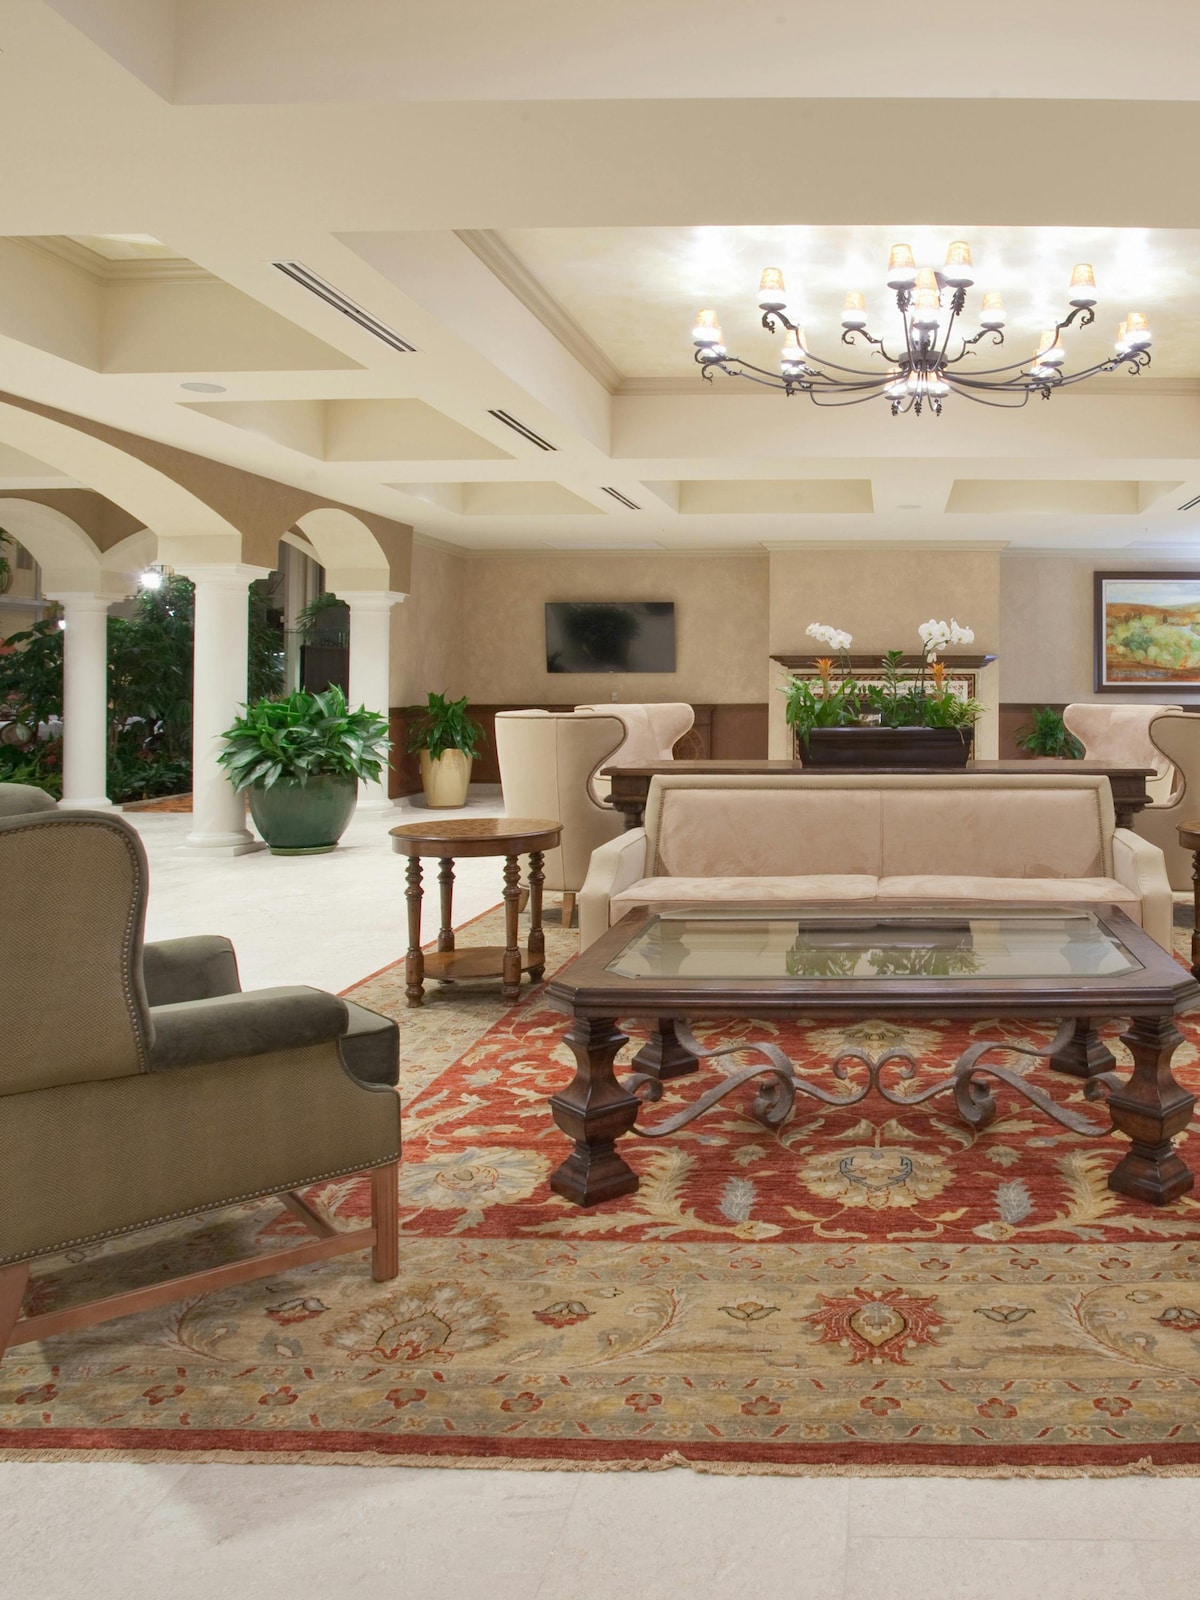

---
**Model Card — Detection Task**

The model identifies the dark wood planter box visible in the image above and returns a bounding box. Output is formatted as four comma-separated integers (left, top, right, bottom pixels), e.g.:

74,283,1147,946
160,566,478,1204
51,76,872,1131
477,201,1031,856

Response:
797,726,974,769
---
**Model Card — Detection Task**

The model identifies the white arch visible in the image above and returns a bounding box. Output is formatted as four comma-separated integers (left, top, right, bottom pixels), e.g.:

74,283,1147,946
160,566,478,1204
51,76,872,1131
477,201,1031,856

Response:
0,498,132,597
295,506,392,594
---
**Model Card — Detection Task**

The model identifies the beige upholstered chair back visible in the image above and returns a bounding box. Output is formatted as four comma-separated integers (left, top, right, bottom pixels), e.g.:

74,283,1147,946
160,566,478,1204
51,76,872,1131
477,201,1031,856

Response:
494,710,627,892
643,772,1116,882
574,703,695,767
0,782,58,818
1063,702,1181,805
1130,710,1200,889
0,811,152,1094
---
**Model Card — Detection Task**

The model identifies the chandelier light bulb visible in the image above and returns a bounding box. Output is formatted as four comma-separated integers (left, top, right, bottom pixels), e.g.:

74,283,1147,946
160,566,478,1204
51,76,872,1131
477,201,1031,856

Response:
886,243,917,288
758,268,787,312
1037,330,1066,367
886,366,907,398
692,308,723,347
911,269,942,328
943,240,975,287
979,291,1006,328
841,291,867,329
1115,319,1130,352
1125,310,1152,347
780,327,807,372
1069,263,1097,308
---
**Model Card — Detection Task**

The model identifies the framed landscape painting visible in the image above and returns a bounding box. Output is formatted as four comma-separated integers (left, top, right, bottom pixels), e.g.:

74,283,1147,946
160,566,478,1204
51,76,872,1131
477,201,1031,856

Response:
1095,571,1200,689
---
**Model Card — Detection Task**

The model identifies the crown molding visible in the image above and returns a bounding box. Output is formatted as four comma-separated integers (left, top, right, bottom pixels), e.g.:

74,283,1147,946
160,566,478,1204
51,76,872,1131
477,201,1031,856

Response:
18,236,213,284
455,229,621,395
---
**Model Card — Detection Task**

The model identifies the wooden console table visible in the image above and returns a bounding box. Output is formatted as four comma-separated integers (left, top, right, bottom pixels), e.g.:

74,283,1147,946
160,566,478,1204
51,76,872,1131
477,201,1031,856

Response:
604,759,1154,832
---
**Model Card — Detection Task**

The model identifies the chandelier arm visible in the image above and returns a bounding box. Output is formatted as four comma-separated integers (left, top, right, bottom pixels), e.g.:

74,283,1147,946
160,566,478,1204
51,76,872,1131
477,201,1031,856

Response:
943,381,1035,409
841,328,887,352
805,387,898,408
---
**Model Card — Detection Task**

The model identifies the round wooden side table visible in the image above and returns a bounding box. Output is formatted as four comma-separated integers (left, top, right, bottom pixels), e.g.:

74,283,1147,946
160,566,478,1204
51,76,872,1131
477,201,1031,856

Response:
1177,821,1200,980
389,817,563,1007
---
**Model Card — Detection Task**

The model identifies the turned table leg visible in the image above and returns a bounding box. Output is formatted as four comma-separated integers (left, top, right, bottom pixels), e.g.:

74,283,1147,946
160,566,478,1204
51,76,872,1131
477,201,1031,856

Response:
1107,1013,1196,1205
631,1017,702,1082
1049,1015,1117,1079
501,853,523,1002
404,856,425,1007
527,849,546,983
437,858,456,953
1192,849,1200,982
549,1016,642,1206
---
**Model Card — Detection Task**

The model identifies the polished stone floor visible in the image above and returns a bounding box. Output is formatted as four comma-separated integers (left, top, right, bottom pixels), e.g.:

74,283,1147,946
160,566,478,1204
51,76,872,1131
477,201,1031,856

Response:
6,789,1200,1600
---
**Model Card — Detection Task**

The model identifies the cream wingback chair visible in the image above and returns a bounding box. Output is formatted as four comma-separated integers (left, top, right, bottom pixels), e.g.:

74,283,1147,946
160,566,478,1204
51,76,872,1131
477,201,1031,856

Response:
1130,710,1200,890
1063,703,1182,806
574,704,696,791
494,709,627,927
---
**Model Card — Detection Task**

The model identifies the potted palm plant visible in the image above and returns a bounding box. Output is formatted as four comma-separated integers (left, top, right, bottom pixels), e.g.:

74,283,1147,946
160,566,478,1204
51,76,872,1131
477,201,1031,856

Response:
408,691,482,808
217,686,389,854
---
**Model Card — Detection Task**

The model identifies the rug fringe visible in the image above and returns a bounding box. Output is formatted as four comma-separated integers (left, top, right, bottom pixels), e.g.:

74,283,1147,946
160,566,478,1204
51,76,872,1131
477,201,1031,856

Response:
0,1447,1193,1478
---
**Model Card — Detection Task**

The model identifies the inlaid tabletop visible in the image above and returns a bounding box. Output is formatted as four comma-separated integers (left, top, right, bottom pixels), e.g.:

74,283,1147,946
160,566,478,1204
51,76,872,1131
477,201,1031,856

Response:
389,816,562,856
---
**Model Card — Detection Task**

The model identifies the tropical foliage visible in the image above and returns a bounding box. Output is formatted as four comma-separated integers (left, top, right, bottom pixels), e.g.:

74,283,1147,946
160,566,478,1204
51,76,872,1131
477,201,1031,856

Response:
1015,705,1083,759
217,686,389,792
407,691,483,762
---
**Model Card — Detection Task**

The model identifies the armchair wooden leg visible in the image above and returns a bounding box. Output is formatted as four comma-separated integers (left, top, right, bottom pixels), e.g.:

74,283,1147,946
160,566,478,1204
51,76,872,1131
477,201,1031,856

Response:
371,1161,400,1282
561,892,577,928
0,1264,31,1360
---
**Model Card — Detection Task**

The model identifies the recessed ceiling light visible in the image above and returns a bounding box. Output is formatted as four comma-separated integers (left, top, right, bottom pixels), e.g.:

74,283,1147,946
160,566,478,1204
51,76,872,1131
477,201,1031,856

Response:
897,502,920,509
180,381,227,394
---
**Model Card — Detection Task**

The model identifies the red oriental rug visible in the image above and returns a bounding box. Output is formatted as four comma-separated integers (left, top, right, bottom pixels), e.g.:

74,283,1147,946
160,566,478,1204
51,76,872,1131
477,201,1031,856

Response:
4,908,1200,1476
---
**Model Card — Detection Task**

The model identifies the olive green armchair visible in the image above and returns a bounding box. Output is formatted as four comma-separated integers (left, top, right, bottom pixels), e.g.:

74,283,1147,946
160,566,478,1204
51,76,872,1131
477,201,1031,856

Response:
0,809,401,1358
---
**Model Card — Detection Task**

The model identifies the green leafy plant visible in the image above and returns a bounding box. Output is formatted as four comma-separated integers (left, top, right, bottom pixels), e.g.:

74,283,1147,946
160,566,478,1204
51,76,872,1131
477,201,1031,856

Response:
217,685,389,792
296,591,349,645
407,691,483,762
1015,705,1084,759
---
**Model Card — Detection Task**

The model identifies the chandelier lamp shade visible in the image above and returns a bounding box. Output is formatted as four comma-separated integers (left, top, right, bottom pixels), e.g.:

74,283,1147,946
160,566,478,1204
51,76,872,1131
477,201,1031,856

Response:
690,243,1153,415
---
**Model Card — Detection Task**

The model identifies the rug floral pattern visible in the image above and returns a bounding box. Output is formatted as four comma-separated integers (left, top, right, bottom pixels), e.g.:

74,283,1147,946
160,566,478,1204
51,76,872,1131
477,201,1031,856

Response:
5,909,1200,1472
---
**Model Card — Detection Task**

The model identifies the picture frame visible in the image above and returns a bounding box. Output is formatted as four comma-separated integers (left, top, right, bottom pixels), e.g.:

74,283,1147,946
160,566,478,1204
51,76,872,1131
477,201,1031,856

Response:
1094,571,1200,691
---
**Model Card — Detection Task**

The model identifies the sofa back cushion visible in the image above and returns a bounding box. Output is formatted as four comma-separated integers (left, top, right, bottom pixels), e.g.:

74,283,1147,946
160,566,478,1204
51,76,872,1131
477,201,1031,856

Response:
878,783,1110,879
644,774,1114,883
652,786,884,877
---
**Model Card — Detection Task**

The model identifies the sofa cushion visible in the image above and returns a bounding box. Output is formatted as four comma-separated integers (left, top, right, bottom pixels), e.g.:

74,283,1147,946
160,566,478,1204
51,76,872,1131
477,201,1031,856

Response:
611,874,881,919
878,875,1142,924
654,789,883,877
878,788,1109,879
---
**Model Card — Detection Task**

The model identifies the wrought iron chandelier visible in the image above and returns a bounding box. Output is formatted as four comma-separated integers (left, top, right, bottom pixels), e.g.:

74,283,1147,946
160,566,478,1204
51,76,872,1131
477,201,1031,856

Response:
689,242,1153,415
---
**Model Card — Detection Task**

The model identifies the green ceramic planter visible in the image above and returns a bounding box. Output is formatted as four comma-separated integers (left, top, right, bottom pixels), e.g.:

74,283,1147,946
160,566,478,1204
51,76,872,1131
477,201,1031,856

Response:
247,773,359,855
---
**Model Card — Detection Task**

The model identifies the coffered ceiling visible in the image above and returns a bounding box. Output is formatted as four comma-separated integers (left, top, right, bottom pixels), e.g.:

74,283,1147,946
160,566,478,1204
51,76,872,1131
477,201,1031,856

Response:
3,0,1200,557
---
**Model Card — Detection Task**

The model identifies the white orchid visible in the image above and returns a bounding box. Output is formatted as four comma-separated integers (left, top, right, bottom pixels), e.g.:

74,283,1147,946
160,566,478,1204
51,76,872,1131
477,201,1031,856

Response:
806,622,853,651
949,619,975,645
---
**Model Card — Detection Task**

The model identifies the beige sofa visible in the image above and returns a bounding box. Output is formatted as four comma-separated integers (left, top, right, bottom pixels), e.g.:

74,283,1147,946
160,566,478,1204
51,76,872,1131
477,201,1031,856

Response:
579,772,1173,952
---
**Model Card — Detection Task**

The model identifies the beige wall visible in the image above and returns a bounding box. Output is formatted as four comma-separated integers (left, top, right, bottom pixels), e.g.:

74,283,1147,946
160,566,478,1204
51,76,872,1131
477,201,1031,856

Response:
767,547,1002,757
1001,553,1200,707
390,538,466,705
454,551,769,706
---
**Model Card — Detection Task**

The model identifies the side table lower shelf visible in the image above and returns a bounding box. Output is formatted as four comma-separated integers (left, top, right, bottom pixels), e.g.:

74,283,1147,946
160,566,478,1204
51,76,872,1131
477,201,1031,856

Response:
421,946,545,984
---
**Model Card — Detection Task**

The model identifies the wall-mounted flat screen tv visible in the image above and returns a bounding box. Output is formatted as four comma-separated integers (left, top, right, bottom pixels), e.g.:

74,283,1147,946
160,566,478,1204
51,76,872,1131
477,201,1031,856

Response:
545,601,676,673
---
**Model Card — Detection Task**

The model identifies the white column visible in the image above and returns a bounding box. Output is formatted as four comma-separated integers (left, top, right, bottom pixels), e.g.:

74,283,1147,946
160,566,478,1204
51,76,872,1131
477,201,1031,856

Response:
46,592,113,810
341,591,402,812
180,563,270,854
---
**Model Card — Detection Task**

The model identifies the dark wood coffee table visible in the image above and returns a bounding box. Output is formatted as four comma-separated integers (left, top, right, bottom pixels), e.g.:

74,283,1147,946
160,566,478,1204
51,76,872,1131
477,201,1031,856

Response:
1177,820,1200,980
544,901,1200,1209
389,817,561,1006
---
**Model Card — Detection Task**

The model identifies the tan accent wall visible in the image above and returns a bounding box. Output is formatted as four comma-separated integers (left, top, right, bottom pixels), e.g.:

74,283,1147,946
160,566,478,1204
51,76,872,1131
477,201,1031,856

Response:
767,547,1003,758
454,551,769,707
1000,553,1200,708
390,539,467,705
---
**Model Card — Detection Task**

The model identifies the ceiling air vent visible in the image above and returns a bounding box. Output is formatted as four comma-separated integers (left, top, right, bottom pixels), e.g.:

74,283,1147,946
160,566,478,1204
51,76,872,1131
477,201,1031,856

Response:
600,486,641,510
272,261,417,353
1179,493,1200,512
486,408,556,451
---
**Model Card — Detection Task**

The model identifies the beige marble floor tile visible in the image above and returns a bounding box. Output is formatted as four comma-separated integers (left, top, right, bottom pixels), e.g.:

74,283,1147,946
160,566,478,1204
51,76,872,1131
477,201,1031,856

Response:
845,1534,1200,1600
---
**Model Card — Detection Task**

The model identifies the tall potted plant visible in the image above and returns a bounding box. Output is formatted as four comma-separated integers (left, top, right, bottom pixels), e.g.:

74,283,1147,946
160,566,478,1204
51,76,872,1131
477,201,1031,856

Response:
785,620,984,770
408,691,482,808
218,686,389,854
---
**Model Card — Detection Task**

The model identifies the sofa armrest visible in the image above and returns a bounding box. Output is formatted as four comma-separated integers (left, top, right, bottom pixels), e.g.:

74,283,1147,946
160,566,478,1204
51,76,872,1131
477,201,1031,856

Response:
579,827,650,950
142,936,242,1006
147,985,348,1072
1112,827,1173,952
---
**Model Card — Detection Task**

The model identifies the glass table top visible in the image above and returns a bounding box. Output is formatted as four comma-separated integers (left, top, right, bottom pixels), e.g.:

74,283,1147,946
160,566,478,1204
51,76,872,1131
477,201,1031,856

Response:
605,906,1143,983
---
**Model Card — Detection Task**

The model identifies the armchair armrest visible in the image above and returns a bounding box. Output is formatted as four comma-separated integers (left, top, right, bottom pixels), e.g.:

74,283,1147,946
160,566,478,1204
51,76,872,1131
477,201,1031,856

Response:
142,936,242,1006
1112,827,1173,952
147,985,348,1072
579,827,650,950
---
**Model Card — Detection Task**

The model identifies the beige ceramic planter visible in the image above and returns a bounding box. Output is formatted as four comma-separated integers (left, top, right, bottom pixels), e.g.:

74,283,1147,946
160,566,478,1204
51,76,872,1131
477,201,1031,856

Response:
419,747,472,808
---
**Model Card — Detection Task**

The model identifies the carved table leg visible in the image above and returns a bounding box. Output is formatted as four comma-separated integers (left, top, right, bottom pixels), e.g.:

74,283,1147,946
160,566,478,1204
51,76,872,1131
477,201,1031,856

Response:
527,849,546,983
404,856,425,1007
1107,1013,1196,1205
437,858,456,952
631,1017,702,1082
549,1017,641,1205
1192,848,1200,981
1049,1016,1117,1079
501,853,523,1001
